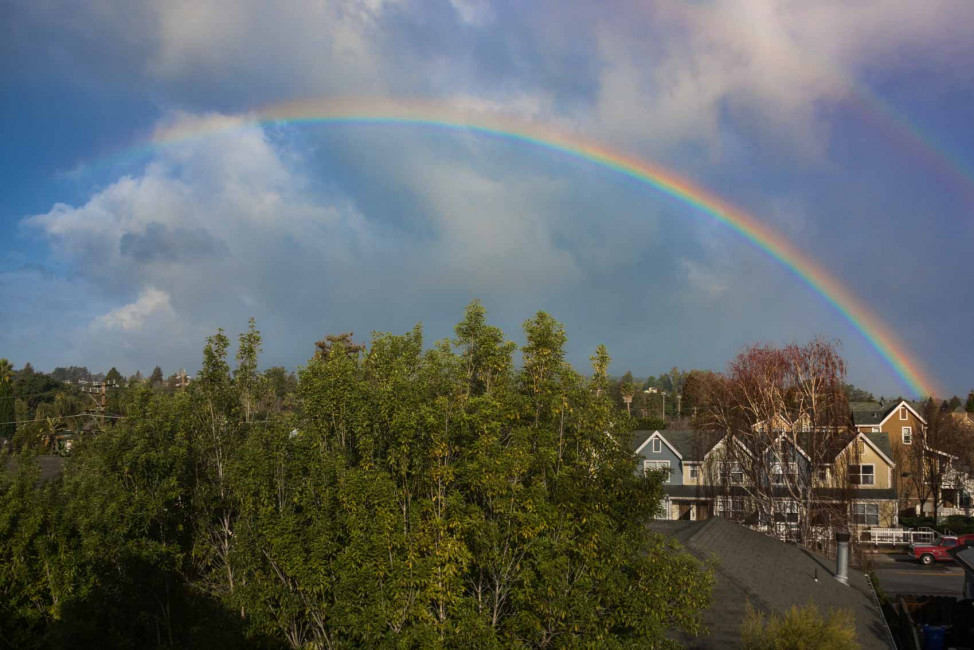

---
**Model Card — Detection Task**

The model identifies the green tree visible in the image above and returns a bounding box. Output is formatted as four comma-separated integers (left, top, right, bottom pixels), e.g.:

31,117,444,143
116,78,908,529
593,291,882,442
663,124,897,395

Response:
235,318,263,423
966,390,974,413
149,366,164,386
1,359,15,439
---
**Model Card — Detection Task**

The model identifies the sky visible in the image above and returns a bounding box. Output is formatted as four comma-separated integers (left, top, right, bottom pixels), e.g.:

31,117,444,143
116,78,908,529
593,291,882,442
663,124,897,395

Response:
1,0,973,398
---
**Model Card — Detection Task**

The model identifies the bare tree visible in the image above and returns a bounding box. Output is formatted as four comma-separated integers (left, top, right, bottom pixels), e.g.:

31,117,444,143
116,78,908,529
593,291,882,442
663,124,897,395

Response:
910,399,969,521
702,340,852,543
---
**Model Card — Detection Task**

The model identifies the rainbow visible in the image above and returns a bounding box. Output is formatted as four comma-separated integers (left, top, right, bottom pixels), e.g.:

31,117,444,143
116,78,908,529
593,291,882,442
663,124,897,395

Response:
148,97,940,397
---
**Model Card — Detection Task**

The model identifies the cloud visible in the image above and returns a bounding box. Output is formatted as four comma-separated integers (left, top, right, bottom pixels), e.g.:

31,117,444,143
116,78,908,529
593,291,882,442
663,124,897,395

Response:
94,287,174,332
590,0,974,155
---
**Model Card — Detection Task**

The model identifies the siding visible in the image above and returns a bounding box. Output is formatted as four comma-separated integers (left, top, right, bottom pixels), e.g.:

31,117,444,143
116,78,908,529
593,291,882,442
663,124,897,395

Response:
636,434,683,486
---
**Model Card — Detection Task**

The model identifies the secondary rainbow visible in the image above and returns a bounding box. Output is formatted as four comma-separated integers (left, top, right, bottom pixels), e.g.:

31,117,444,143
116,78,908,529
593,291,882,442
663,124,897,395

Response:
150,97,940,397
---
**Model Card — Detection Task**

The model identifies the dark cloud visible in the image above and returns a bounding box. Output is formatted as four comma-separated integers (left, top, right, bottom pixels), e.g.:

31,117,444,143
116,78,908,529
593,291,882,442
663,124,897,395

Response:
119,222,224,263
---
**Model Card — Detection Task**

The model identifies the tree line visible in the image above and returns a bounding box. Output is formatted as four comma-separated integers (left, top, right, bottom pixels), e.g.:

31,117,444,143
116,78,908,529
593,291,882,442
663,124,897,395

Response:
0,303,712,648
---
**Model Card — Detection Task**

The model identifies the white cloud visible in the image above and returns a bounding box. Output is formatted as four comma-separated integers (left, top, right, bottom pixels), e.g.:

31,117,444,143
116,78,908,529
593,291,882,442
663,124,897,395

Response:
94,287,174,332
591,0,974,154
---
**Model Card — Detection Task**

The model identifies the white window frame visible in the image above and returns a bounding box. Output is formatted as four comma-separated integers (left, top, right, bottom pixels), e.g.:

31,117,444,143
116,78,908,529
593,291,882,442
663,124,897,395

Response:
899,406,908,421
848,464,875,486
852,502,880,526
689,466,699,479
652,438,661,453
643,459,671,483
902,426,912,445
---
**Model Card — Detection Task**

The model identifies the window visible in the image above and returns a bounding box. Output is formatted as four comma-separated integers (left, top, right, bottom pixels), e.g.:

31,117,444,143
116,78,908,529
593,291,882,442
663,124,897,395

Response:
721,462,744,484
772,462,798,486
943,538,957,548
902,427,912,445
774,501,800,524
689,466,699,479
643,460,671,483
848,464,875,486
899,406,908,421
717,497,745,518
652,437,661,453
852,503,879,526
816,467,829,483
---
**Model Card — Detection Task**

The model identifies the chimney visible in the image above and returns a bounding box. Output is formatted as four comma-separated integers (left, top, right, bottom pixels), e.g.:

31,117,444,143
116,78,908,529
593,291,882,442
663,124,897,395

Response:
835,531,850,586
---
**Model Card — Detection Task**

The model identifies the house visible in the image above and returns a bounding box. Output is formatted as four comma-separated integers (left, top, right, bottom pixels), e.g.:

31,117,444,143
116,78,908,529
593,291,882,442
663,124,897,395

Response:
850,400,924,502
633,429,899,530
648,518,893,649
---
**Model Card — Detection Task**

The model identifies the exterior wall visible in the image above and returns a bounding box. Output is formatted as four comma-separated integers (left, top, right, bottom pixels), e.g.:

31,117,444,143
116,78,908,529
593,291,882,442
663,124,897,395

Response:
877,403,922,487
636,434,683,486
835,437,893,489
683,464,703,485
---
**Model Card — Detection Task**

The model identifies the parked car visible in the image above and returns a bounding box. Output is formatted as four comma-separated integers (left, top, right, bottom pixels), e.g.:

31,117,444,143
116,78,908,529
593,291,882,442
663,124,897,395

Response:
910,534,974,565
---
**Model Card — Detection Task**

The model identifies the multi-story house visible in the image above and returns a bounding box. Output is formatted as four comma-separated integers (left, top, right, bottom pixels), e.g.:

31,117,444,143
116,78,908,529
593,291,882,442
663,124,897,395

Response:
850,399,923,506
633,428,899,531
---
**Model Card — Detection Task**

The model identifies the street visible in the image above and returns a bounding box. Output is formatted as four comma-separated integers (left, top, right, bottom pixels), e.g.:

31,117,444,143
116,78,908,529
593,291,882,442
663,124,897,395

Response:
869,552,965,597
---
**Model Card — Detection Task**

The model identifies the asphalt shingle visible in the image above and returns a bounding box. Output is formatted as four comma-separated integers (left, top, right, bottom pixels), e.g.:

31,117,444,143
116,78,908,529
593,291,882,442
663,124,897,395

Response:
648,518,893,649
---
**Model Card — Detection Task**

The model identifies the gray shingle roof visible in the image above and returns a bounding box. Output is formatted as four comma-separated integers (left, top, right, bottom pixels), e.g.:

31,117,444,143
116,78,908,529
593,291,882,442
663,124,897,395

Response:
648,518,893,649
863,432,894,463
849,400,924,426
632,429,721,461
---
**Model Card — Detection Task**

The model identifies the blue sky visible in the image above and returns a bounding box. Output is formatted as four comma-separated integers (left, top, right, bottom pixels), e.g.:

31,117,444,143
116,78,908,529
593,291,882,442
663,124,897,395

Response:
2,0,973,397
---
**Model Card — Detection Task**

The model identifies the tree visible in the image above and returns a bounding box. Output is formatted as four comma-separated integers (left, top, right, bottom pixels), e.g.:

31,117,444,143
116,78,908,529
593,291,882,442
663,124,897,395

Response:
702,340,851,542
313,331,365,360
620,381,636,416
104,367,123,386
235,318,262,423
0,303,714,646
0,359,14,439
149,366,164,386
842,383,875,402
966,390,974,414
909,398,969,521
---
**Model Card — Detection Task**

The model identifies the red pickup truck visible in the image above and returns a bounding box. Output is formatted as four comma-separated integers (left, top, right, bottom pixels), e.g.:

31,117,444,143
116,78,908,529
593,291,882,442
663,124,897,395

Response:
910,534,974,565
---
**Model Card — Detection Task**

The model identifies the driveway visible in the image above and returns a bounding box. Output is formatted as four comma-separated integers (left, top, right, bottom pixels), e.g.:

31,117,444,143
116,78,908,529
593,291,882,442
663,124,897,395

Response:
869,552,964,597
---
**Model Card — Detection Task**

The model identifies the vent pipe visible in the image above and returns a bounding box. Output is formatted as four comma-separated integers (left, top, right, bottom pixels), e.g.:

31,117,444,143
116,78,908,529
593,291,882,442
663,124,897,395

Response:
835,531,850,586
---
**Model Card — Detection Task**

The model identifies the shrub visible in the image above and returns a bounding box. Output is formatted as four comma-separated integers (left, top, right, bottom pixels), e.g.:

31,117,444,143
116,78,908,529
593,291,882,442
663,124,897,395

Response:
741,602,860,650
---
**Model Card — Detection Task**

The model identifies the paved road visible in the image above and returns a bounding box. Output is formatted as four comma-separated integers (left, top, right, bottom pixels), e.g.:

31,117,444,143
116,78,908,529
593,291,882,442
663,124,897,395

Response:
869,552,964,597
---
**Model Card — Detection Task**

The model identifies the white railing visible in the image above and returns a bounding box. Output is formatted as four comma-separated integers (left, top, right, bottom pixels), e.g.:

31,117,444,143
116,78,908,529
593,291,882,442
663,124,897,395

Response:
864,526,937,545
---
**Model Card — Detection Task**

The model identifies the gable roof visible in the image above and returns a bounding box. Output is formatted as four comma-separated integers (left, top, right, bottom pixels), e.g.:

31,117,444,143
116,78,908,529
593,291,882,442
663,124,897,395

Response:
850,400,926,427
862,432,895,465
632,430,721,461
648,518,892,649
633,430,683,459
834,431,895,467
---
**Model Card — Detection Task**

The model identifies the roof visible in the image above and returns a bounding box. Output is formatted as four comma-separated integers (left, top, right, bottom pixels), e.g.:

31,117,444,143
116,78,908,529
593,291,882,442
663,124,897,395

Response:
949,544,974,573
632,429,722,461
648,518,893,649
662,485,897,501
849,400,924,427
636,429,895,467
862,432,895,465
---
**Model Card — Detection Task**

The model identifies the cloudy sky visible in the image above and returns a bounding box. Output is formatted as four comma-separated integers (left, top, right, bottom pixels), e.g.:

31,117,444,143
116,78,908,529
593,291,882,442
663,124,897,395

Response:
2,0,973,397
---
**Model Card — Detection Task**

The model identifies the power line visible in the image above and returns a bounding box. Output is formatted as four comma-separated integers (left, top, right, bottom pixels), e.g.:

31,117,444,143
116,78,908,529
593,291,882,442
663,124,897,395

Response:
0,413,126,426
